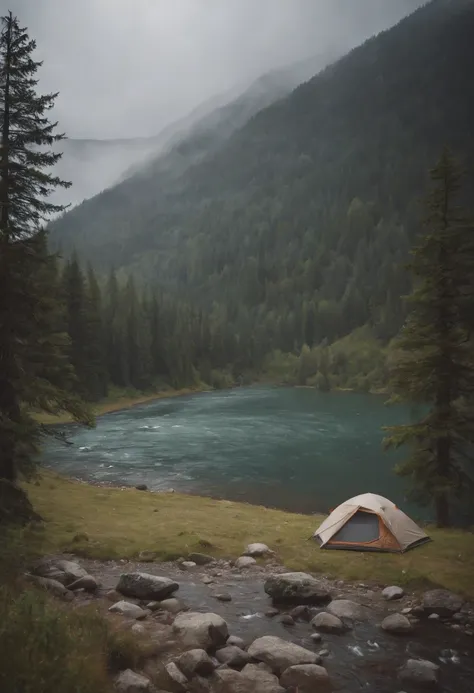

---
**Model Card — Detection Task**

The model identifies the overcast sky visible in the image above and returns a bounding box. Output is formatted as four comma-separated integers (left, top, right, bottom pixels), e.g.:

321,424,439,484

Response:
4,0,426,139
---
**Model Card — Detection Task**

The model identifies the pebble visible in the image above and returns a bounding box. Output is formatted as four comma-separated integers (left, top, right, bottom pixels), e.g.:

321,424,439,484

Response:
318,649,330,657
279,614,295,626
214,593,232,602
428,613,440,620
310,632,322,643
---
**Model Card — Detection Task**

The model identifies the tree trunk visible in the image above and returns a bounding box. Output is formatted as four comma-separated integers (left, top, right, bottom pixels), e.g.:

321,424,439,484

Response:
434,434,451,527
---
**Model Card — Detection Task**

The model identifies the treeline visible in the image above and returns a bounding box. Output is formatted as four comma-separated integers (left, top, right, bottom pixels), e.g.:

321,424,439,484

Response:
59,255,248,401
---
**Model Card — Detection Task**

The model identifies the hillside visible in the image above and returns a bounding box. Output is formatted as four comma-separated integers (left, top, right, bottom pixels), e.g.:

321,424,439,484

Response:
50,0,474,366
51,51,339,209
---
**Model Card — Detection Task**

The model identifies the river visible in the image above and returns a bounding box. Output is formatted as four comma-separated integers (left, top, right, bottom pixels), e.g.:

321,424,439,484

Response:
44,386,427,519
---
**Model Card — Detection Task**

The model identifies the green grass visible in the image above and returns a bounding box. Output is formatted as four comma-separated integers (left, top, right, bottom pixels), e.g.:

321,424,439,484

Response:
27,472,474,597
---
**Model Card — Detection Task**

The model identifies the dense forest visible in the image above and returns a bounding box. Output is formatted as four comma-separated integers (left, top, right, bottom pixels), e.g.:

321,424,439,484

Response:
49,0,474,392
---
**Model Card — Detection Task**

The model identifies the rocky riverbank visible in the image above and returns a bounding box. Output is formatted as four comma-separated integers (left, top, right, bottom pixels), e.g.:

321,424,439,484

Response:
26,542,474,693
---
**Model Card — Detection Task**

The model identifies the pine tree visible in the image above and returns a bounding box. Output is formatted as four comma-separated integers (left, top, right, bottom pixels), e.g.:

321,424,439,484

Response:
0,13,89,490
383,150,474,527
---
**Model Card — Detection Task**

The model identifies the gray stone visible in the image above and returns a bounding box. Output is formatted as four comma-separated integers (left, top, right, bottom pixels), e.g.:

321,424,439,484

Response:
422,589,464,617
247,636,319,674
33,558,88,586
115,669,151,692
28,575,74,600
176,649,215,678
180,561,197,570
210,666,284,693
189,552,215,565
279,614,295,626
68,575,98,592
399,659,439,687
264,572,331,605
290,605,313,621
215,646,250,669
310,632,322,643
235,556,256,569
428,613,440,621
214,593,232,602
401,607,412,615
381,614,414,635
165,662,188,692
244,543,272,557
157,598,184,614
280,664,332,693
117,572,179,600
265,607,279,618
326,599,369,622
106,589,122,602
202,576,214,585
226,635,246,650
173,611,228,650
311,612,345,634
382,586,405,601
135,484,148,491
318,649,330,658
109,601,149,620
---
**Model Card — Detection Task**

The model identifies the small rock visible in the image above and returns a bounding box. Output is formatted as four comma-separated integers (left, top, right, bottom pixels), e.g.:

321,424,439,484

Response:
279,614,295,626
235,556,257,569
173,611,228,650
115,669,151,692
27,575,74,601
428,613,440,621
244,543,272,557
188,552,215,565
264,573,331,605
381,614,414,634
211,665,284,693
33,558,88,586
180,561,197,570
247,635,319,674
109,601,149,620
214,593,232,602
422,589,464,617
318,649,330,658
290,605,313,621
401,607,412,615
106,589,122,602
382,586,405,601
311,612,345,634
265,607,280,618
135,484,148,491
117,572,179,600
399,659,439,687
451,624,462,631
157,597,184,614
68,575,98,592
280,664,332,693
165,662,188,692
227,635,246,649
326,599,369,622
310,632,322,643
176,649,215,678
215,645,251,669
202,576,214,585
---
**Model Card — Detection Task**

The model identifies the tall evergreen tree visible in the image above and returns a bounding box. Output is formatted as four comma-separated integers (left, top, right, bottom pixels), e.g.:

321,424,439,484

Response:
0,13,89,489
383,150,474,527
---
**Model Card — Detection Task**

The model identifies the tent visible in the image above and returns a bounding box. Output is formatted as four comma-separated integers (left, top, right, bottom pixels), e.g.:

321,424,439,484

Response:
313,493,430,553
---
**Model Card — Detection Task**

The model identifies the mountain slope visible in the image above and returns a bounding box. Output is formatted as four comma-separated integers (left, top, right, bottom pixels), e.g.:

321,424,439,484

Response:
51,0,474,354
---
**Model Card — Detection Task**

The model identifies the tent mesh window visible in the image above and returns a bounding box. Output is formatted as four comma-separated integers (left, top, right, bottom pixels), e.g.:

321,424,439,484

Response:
330,510,380,544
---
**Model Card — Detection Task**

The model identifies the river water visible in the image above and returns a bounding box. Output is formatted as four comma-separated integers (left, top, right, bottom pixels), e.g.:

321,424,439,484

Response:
44,386,426,518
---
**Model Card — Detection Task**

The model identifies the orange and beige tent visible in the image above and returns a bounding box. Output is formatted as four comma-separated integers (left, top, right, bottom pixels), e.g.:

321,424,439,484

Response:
313,493,430,553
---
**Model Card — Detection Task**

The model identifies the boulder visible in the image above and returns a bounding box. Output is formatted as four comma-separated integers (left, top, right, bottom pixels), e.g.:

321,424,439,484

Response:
109,601,150,620
165,662,188,692
173,612,228,650
68,575,99,592
33,558,88,586
117,572,179,600
176,649,215,678
280,664,332,693
247,635,319,674
264,573,331,605
244,543,272,557
226,635,246,650
115,669,151,692
326,599,369,622
189,553,215,565
235,556,256,569
422,589,464,617
399,659,439,687
28,575,74,601
215,646,250,669
156,598,184,614
311,612,345,634
382,586,405,601
290,605,313,621
279,614,295,626
381,614,414,634
210,666,284,693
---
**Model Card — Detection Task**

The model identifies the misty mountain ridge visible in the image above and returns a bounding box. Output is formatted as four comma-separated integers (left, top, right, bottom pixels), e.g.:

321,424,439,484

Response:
52,48,341,208
50,0,474,355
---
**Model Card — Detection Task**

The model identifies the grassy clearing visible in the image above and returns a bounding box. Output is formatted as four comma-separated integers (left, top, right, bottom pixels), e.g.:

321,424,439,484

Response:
33,385,210,425
27,472,474,597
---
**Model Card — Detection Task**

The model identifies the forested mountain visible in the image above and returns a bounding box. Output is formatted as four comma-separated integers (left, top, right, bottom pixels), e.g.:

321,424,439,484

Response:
51,0,474,384
51,51,339,209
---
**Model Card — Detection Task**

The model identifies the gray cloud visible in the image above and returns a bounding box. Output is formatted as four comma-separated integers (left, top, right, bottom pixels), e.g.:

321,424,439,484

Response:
4,0,425,139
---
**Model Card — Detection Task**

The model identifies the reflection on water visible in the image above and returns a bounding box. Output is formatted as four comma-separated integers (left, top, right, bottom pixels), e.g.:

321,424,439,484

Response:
44,386,426,518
